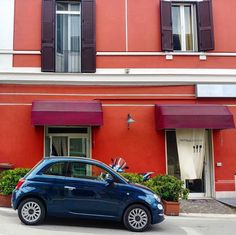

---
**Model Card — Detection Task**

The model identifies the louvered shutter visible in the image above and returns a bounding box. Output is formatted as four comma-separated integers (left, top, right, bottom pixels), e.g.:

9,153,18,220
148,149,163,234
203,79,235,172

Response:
160,0,173,51
81,0,96,73
41,0,55,72
197,0,214,51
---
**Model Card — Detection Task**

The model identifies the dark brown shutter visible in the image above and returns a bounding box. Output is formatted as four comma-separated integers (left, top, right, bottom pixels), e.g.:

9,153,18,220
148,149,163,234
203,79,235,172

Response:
81,0,96,73
41,0,55,72
160,0,173,51
197,0,214,51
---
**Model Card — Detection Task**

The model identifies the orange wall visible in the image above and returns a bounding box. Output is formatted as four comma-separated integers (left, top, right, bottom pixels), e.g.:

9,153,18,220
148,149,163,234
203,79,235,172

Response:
1,84,236,191
13,0,236,68
213,0,236,52
127,0,160,51
0,106,43,168
14,0,41,51
96,0,126,51
213,107,236,191
92,106,166,174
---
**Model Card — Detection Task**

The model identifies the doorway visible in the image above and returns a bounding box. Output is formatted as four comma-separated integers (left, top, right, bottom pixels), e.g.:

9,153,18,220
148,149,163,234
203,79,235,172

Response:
45,126,91,158
166,129,214,198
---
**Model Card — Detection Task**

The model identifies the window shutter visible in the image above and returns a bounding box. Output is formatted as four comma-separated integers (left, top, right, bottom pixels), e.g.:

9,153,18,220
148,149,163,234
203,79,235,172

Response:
41,0,55,72
197,0,214,51
160,0,173,51
81,0,96,73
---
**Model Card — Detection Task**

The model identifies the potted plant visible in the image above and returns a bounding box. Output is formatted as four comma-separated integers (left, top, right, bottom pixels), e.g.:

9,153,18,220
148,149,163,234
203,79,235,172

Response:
0,168,30,207
144,175,189,216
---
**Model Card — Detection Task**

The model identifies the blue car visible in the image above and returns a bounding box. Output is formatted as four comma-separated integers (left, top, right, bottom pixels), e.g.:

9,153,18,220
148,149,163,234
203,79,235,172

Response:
12,157,164,232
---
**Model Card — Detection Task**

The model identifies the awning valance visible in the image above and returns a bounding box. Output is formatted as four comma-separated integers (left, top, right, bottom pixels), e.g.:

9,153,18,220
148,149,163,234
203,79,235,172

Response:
155,104,235,130
32,100,103,126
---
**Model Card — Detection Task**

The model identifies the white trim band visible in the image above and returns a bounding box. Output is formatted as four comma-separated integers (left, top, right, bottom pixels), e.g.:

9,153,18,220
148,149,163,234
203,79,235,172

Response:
97,51,236,57
0,50,41,55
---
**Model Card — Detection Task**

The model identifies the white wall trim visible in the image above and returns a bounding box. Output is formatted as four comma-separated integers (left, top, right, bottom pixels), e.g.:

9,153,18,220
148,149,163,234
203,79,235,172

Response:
1,68,236,86
1,51,236,57
0,0,15,69
0,103,31,106
125,0,128,52
215,191,236,199
0,92,194,97
0,50,41,55
97,51,236,57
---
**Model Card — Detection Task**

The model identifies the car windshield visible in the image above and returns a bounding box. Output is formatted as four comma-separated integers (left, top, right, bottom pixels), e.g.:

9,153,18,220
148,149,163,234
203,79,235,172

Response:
104,163,129,182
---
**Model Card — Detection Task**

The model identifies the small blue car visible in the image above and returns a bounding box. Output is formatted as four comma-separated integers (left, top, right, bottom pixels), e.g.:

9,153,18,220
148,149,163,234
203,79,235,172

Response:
12,157,164,232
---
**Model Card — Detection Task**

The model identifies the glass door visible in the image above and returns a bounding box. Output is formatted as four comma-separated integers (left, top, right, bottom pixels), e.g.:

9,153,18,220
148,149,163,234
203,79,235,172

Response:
166,129,213,198
69,137,87,157
45,127,91,159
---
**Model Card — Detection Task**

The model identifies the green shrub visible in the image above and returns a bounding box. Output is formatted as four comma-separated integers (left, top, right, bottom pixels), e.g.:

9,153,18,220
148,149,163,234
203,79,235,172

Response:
144,175,189,202
0,168,30,195
121,173,144,184
121,172,189,202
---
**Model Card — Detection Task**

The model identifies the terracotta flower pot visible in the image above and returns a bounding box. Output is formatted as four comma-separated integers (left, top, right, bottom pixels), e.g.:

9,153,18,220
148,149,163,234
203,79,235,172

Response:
0,194,12,208
162,199,180,216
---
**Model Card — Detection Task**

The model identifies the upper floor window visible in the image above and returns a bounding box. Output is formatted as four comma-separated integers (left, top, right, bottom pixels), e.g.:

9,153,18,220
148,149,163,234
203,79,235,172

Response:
56,2,81,72
41,0,96,73
172,4,197,51
160,0,214,52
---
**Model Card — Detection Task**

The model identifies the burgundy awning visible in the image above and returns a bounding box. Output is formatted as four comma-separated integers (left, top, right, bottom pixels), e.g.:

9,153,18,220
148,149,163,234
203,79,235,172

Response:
155,104,235,130
32,100,103,126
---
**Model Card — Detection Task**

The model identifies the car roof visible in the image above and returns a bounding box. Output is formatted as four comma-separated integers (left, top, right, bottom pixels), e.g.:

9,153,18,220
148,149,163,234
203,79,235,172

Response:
43,156,105,165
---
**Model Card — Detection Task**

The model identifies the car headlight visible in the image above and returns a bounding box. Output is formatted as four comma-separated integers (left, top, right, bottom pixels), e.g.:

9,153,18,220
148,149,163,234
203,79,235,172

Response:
153,194,161,202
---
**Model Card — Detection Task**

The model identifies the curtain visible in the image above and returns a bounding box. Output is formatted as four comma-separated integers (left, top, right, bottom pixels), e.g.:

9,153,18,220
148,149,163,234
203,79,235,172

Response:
52,137,68,156
176,129,205,181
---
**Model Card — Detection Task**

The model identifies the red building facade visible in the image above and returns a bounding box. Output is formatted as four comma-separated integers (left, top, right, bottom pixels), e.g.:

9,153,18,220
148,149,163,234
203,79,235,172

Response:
1,0,236,199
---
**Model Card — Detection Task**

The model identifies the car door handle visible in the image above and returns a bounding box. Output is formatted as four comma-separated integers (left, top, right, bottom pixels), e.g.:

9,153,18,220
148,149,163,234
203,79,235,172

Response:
64,186,76,190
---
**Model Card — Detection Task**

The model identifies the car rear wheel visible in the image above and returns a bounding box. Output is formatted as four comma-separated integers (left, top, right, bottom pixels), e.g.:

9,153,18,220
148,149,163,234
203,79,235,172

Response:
123,204,151,232
18,198,45,225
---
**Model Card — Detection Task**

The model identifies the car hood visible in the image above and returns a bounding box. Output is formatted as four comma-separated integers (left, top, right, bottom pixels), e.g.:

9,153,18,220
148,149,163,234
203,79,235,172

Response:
129,182,155,194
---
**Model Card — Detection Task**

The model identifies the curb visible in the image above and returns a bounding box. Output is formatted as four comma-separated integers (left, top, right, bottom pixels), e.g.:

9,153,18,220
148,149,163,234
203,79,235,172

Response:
0,207,15,213
1,207,236,218
179,213,236,218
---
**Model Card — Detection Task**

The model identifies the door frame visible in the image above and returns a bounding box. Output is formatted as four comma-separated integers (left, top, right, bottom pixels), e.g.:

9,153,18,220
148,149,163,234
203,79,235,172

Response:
44,126,91,159
165,129,215,198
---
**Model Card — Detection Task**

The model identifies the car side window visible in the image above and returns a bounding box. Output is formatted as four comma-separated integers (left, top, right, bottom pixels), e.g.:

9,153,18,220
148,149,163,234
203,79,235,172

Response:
43,162,67,176
69,162,113,182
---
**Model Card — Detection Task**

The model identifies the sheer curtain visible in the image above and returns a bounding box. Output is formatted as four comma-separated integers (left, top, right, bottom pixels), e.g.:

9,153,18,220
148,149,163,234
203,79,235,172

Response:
52,137,68,156
176,129,205,181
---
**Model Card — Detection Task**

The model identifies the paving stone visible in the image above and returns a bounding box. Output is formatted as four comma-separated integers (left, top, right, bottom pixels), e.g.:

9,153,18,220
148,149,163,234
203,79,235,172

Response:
180,199,236,214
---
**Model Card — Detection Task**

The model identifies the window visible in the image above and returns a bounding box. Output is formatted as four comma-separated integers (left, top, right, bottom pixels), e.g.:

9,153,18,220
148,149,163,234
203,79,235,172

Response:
172,4,197,51
41,0,96,73
45,127,90,158
56,2,81,72
160,0,214,52
44,162,68,176
68,162,113,182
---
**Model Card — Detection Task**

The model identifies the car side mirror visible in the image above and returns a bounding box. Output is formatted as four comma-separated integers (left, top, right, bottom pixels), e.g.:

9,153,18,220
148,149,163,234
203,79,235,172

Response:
105,175,114,185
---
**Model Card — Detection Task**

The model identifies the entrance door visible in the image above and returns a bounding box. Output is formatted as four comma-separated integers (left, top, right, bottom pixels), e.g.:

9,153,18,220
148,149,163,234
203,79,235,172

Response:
45,126,90,158
166,129,213,198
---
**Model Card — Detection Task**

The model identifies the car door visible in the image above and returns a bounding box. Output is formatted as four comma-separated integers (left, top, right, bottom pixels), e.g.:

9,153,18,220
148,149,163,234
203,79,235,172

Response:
34,161,69,214
63,161,127,219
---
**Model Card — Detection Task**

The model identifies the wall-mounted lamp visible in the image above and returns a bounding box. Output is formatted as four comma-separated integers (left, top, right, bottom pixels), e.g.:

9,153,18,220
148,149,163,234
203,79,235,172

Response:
127,113,135,129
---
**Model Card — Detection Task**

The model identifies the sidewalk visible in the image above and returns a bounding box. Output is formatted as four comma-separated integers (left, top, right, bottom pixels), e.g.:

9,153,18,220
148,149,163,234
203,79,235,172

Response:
180,199,236,215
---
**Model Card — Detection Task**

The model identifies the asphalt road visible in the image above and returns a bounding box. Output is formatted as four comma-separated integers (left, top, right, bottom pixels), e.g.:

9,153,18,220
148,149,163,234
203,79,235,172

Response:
1,208,236,235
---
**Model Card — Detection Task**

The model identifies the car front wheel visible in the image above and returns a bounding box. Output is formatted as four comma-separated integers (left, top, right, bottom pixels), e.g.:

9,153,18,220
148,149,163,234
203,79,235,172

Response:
123,204,151,232
18,198,45,225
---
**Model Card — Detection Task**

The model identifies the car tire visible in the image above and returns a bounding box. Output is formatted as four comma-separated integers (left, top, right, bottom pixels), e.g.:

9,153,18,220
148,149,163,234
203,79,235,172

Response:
18,198,45,225
123,204,151,232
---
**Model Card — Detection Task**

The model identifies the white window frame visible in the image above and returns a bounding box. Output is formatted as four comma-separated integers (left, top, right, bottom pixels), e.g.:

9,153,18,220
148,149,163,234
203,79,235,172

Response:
44,126,91,159
172,3,198,52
